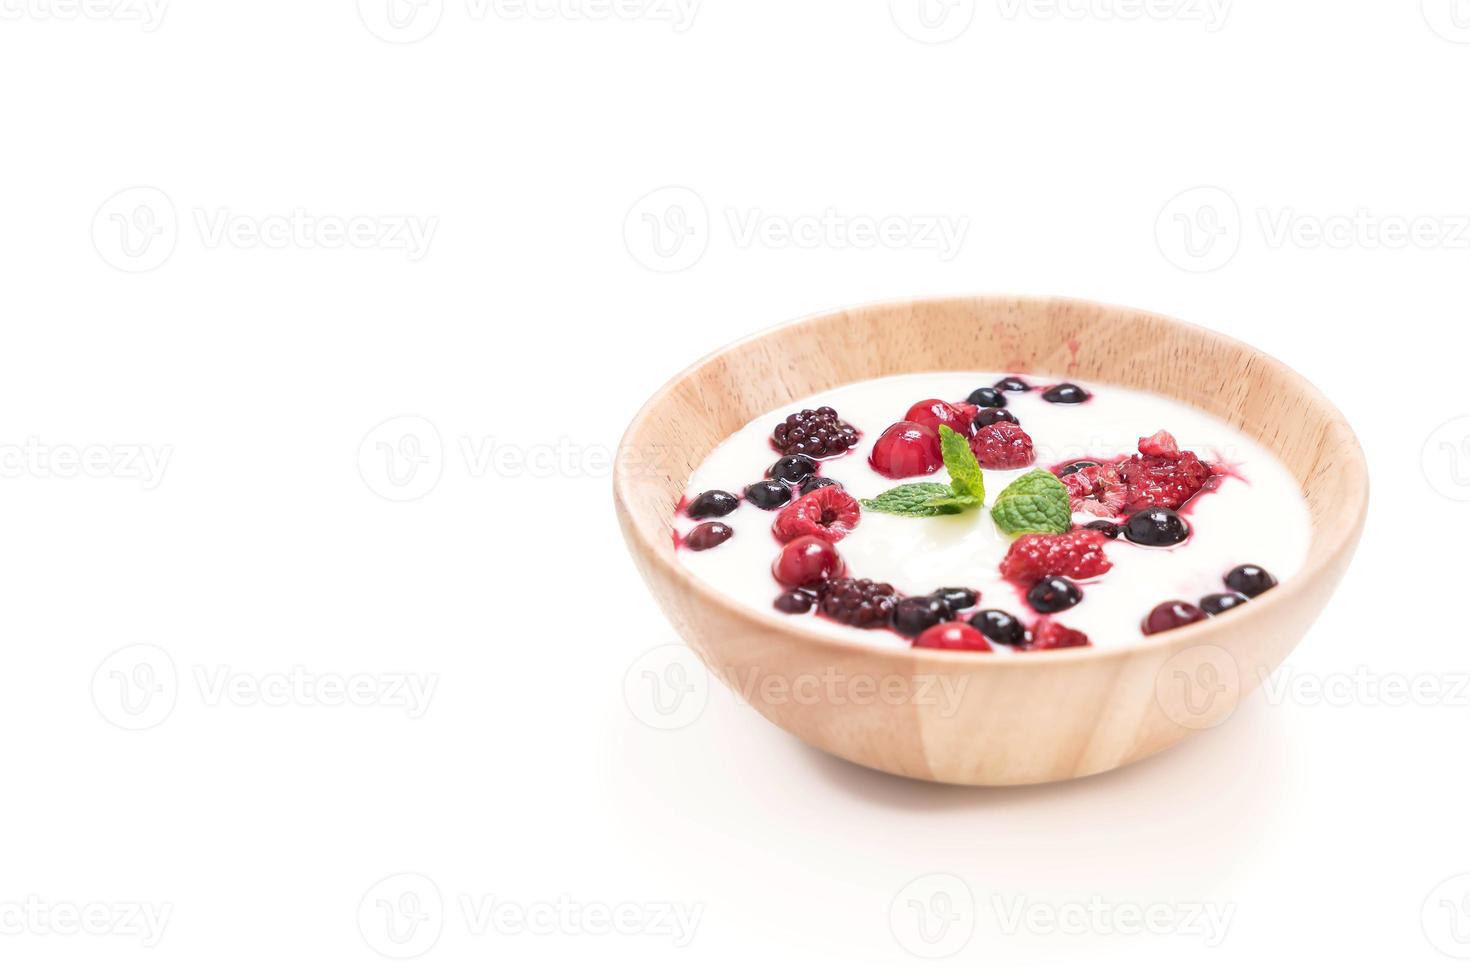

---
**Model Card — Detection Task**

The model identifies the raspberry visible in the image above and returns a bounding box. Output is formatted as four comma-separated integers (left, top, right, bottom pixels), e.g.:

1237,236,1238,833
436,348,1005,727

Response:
772,407,860,458
1061,462,1128,518
818,578,898,629
1119,450,1212,513
969,421,1035,469
1137,429,1180,459
1029,619,1090,650
771,487,861,543
999,529,1112,585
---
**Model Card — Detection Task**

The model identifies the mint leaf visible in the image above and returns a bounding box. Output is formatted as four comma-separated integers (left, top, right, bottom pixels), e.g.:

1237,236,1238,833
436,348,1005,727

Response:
938,424,985,504
991,469,1072,535
862,482,974,517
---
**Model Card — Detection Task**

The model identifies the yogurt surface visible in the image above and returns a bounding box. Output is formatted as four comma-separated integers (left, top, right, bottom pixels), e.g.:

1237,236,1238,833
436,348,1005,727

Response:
675,372,1310,652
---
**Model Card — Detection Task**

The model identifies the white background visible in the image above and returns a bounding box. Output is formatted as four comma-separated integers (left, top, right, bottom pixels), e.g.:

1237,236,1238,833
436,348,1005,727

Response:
1,1,1467,975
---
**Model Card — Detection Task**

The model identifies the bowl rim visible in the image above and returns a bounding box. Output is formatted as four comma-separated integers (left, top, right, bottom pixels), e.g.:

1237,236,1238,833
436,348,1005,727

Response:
614,293,1369,667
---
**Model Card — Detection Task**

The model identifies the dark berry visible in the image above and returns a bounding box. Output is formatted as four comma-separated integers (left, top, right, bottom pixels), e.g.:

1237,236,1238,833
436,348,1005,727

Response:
1142,600,1207,635
1026,576,1082,613
771,407,860,458
966,386,1007,408
931,587,979,614
1225,564,1277,598
971,608,1027,646
974,407,1018,428
744,480,792,510
996,376,1030,392
1123,507,1190,546
1059,460,1099,476
819,578,898,628
772,535,843,588
892,595,952,637
773,589,816,614
798,476,841,496
1083,519,1122,539
768,454,818,485
1201,592,1248,616
685,522,732,551
1042,383,1091,404
686,489,738,519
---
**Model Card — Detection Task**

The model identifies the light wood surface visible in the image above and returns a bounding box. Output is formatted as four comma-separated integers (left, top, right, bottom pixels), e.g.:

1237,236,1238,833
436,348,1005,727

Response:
613,297,1368,786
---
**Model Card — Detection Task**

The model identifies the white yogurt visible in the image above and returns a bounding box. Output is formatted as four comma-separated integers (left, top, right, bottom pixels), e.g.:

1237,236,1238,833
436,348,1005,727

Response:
675,372,1310,652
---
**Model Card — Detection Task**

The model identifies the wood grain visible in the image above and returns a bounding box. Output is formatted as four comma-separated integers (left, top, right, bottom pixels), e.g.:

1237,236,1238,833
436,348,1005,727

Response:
613,297,1368,785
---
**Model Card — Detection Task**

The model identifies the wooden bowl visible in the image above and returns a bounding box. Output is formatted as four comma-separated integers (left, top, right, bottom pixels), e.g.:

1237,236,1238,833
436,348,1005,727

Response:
614,297,1367,786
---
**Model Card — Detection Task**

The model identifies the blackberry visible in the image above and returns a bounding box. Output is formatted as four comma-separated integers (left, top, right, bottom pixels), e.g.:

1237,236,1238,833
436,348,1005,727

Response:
772,407,860,458
818,578,898,629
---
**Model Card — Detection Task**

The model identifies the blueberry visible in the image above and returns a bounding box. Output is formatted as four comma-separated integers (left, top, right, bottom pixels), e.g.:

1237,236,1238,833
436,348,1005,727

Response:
1083,520,1122,539
1201,591,1249,615
1058,460,1099,476
931,587,979,615
798,476,841,496
1027,576,1082,613
971,608,1027,646
685,522,732,551
996,376,1031,392
768,454,819,484
966,386,1007,408
1224,564,1277,598
1123,507,1190,546
773,589,816,614
974,407,1019,428
1042,383,1091,404
744,480,792,510
686,489,738,519
892,595,952,637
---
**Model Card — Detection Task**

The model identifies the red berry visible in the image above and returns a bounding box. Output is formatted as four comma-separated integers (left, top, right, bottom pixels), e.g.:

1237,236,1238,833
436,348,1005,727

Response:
1029,619,1090,650
772,535,844,588
999,529,1112,585
772,487,861,543
1119,450,1212,513
1142,601,1208,636
685,521,733,551
869,421,943,478
1062,461,1127,518
914,622,992,651
1137,429,1181,459
969,421,1035,469
903,399,978,434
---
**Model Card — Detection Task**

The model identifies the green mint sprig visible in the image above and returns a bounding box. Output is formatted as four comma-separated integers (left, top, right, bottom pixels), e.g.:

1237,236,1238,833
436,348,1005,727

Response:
990,469,1072,535
861,425,986,517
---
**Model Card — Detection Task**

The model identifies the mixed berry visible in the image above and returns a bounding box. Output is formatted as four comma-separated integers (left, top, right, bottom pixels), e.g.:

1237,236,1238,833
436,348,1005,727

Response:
679,373,1281,651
